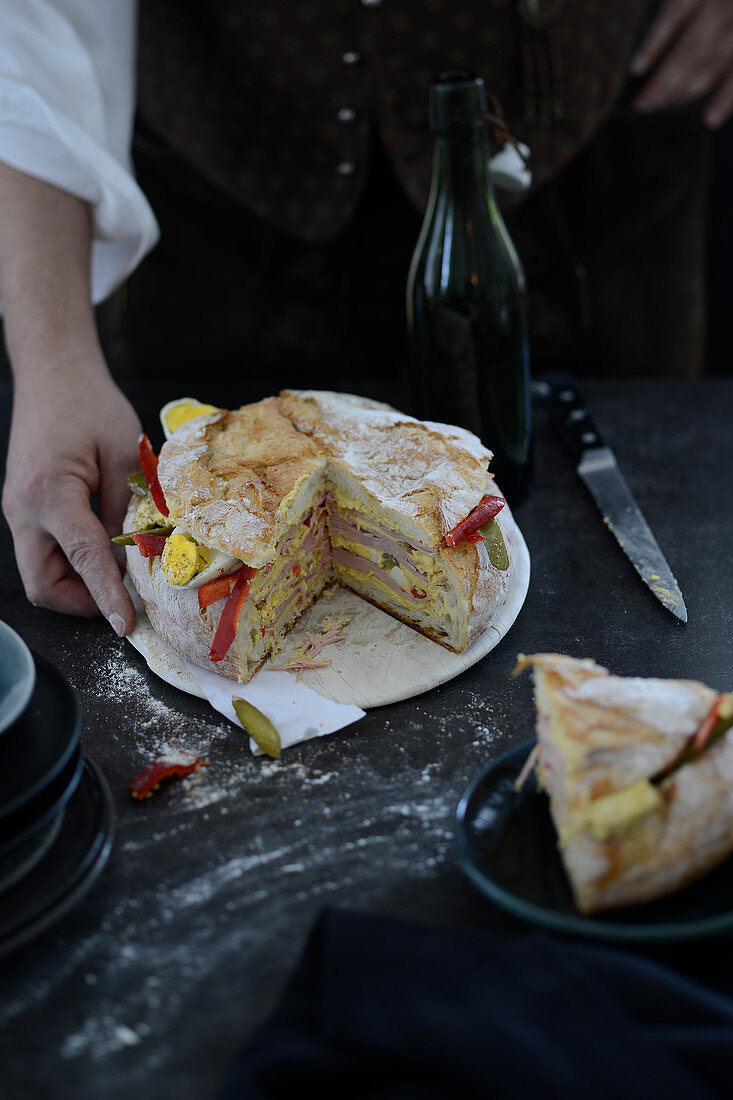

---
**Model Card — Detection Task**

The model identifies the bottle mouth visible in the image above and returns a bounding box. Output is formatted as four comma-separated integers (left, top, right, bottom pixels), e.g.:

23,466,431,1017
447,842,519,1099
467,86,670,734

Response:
433,69,481,88
429,70,488,133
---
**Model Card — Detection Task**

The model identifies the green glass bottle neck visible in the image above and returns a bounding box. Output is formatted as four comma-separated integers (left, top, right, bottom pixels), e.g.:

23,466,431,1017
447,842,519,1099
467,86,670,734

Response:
427,128,497,211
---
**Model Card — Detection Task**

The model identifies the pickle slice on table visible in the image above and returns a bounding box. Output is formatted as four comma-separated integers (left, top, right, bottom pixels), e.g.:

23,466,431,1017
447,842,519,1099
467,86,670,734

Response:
232,697,282,759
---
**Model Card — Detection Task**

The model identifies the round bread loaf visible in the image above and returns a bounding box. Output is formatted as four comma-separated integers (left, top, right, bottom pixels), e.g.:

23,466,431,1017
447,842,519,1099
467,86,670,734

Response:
125,391,518,681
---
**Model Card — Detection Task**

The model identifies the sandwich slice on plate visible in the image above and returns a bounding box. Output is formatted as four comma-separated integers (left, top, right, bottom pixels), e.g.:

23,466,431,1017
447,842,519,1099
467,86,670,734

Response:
122,391,519,682
516,653,733,915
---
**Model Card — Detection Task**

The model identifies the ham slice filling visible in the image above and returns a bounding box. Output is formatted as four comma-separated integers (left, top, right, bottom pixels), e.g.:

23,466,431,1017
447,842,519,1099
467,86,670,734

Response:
243,493,439,653
330,548,428,604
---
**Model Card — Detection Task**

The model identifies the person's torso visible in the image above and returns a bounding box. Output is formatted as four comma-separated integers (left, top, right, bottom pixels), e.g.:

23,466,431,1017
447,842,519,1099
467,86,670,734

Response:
137,0,653,240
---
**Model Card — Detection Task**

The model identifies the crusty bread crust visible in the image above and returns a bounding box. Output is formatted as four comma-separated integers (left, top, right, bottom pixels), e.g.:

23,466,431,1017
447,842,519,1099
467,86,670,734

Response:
565,732,733,914
447,503,516,650
156,391,494,565
157,398,325,568
125,504,241,680
126,391,518,679
125,518,327,682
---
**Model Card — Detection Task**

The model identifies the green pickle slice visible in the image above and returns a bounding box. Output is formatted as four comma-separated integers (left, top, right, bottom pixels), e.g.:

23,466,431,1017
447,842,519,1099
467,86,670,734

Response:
232,697,282,759
480,518,509,571
128,471,150,498
111,525,174,545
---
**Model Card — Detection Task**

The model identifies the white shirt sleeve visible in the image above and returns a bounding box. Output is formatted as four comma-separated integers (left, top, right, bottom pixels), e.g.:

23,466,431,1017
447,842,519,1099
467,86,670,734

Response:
0,0,159,305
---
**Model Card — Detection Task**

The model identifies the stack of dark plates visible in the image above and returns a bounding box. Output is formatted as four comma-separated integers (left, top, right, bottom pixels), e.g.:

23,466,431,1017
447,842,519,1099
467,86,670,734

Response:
0,620,114,957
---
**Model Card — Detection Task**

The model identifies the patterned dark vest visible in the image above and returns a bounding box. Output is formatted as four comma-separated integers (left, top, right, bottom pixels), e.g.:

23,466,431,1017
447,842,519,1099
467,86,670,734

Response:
137,0,653,241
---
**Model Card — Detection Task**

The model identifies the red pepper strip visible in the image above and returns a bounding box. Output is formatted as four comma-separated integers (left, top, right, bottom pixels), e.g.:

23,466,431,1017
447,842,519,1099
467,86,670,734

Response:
444,495,505,548
209,565,257,662
138,433,169,518
130,532,168,557
465,531,485,543
694,695,726,751
197,566,244,610
128,752,207,800
411,586,428,599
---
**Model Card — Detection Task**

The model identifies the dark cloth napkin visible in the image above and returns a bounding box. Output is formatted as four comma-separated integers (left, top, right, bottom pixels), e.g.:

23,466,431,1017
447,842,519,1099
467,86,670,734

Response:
219,907,733,1100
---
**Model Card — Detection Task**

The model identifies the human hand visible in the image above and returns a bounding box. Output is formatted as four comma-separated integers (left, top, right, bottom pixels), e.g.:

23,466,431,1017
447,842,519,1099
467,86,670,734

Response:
629,0,733,128
2,364,141,633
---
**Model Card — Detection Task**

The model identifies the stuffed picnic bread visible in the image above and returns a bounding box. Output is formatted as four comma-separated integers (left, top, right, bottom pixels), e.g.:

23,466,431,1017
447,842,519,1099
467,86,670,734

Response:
121,391,518,682
517,653,733,915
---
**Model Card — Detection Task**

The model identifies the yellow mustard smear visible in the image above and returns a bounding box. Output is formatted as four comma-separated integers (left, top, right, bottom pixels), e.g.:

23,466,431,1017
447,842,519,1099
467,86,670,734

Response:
133,496,167,530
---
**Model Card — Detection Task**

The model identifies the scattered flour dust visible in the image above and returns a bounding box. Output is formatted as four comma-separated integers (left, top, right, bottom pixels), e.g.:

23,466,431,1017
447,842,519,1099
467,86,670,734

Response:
81,647,352,814
89,655,179,737
9,647,501,1076
81,650,253,810
407,690,503,745
61,1020,142,1060
80,648,501,814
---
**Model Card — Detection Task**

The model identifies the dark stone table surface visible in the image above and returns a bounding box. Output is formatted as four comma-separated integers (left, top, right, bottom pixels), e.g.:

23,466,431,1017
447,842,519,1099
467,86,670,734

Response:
1,378,732,1099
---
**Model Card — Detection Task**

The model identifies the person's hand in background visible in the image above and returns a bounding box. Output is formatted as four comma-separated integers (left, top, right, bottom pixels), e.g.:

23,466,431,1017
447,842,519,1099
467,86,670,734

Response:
0,161,138,634
630,0,733,128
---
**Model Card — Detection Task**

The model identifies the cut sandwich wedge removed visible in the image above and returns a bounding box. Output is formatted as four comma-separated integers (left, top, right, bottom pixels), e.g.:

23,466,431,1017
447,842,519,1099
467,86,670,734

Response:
515,653,733,916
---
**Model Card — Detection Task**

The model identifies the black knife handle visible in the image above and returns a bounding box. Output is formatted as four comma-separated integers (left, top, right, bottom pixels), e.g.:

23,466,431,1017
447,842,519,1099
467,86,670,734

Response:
532,373,606,464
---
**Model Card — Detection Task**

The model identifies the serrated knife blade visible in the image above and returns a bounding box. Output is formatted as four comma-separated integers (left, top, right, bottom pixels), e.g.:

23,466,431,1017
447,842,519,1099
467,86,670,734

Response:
534,375,687,622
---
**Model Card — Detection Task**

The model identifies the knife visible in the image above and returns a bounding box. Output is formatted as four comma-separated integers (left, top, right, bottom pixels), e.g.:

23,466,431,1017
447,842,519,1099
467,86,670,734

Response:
532,374,688,623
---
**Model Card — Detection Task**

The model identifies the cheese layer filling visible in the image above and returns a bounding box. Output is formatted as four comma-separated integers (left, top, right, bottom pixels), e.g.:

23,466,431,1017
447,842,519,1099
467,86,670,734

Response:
154,487,483,672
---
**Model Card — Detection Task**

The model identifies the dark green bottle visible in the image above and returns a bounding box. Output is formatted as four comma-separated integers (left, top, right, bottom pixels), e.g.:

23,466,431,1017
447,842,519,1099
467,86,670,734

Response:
406,70,532,504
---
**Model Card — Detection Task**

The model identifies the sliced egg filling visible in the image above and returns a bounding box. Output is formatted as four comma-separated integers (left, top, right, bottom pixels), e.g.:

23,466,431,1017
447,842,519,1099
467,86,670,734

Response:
160,527,241,588
160,397,220,439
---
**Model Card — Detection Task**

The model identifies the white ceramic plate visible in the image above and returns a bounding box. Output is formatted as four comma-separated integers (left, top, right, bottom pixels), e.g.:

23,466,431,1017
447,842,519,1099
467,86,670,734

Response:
123,526,530,709
0,620,36,735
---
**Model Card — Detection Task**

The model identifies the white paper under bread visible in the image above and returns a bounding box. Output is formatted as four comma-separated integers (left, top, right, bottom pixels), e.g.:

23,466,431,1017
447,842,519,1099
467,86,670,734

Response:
185,662,365,756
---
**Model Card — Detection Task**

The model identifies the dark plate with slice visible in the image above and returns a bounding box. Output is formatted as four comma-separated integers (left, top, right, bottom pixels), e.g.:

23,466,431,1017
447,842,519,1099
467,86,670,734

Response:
455,740,733,943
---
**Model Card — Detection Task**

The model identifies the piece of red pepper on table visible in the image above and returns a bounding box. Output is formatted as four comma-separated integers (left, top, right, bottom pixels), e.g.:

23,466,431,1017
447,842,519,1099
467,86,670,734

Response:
128,752,208,800
208,565,257,661
138,433,170,518
130,532,168,557
444,495,505,548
